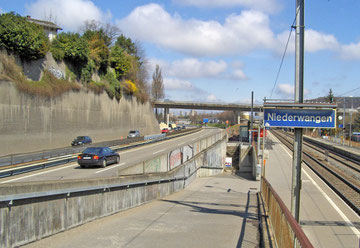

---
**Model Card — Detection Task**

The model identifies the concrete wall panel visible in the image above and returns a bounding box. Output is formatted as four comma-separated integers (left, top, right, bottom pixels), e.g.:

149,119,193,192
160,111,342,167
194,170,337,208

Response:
0,131,227,247
0,81,159,156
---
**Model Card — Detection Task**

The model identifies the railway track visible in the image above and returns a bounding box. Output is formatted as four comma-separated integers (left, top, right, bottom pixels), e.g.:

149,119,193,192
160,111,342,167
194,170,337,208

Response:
271,130,360,216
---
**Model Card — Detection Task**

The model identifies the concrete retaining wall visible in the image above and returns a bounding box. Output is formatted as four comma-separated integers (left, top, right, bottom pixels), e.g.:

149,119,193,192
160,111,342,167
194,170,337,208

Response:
0,81,159,156
0,130,227,247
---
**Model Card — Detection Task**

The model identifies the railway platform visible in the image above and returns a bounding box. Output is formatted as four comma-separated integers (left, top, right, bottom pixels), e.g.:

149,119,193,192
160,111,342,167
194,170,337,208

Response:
265,131,360,248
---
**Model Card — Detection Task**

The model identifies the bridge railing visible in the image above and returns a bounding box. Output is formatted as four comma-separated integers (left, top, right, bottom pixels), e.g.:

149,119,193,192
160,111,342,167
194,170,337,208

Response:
261,177,314,248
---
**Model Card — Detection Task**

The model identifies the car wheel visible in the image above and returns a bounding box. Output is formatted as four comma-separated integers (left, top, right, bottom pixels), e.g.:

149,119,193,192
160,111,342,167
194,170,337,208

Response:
116,156,120,164
80,165,85,168
101,159,107,168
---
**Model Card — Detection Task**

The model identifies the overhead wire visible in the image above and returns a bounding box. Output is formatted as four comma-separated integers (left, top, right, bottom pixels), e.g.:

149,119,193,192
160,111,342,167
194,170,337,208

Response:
269,2,303,99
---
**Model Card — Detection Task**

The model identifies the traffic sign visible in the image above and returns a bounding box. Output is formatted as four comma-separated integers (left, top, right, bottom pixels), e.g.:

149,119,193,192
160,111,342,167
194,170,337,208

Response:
264,108,336,128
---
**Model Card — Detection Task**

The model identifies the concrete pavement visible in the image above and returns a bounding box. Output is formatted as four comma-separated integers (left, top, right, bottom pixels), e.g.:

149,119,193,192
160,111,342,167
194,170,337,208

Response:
265,132,360,248
23,174,261,248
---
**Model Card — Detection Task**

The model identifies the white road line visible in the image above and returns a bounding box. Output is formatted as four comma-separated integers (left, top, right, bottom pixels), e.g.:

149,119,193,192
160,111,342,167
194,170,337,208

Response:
95,162,126,174
119,130,205,154
271,132,360,237
47,154,74,161
178,142,185,146
0,163,77,184
153,149,165,155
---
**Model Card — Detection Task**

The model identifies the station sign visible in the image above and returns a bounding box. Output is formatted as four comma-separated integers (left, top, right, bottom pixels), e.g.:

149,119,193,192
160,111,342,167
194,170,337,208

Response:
264,108,336,128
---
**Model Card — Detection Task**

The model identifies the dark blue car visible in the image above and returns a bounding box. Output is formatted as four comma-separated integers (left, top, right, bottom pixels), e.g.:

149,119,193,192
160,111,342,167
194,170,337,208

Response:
71,136,92,146
77,147,120,168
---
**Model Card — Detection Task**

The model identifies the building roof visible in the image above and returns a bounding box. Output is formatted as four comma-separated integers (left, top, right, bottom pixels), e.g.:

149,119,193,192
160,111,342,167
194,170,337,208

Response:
26,16,62,30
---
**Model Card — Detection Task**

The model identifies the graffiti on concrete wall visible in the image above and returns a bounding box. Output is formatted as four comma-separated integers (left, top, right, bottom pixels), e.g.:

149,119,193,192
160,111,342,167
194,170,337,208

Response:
48,66,64,79
205,146,222,167
169,148,182,170
145,157,161,173
182,145,194,163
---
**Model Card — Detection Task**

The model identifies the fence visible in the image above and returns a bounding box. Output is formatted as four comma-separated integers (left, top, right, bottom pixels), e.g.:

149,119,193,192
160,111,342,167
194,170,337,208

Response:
260,178,314,248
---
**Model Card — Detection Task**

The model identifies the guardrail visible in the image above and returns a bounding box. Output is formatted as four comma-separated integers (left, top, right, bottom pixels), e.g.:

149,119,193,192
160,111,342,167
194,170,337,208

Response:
144,133,166,141
0,130,226,248
0,128,201,179
261,177,314,248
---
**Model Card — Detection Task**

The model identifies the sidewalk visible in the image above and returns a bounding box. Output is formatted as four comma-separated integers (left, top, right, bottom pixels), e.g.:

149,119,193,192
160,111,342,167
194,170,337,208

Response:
24,174,261,248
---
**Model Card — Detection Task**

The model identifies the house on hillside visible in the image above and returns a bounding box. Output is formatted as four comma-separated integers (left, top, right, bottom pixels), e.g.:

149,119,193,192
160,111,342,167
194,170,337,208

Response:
26,15,62,41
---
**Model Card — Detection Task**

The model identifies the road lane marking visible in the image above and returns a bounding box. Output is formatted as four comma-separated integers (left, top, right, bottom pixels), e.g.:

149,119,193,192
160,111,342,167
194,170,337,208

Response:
119,130,206,154
95,162,126,174
0,163,77,184
270,132,360,237
153,149,165,155
47,154,74,161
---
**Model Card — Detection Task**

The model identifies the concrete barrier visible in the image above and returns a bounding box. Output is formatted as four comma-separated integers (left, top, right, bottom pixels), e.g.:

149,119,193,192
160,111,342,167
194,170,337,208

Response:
0,129,227,248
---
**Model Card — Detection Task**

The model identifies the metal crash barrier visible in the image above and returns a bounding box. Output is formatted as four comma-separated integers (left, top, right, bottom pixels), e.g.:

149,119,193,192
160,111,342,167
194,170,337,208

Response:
261,178,314,248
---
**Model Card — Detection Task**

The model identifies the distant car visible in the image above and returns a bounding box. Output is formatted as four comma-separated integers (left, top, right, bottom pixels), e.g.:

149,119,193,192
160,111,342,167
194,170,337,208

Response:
161,128,169,134
181,125,186,129
127,130,140,138
174,126,181,131
71,136,92,146
77,147,120,168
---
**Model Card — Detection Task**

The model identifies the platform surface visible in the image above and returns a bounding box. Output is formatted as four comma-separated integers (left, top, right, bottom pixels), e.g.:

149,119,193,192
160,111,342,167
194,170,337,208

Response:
265,132,360,248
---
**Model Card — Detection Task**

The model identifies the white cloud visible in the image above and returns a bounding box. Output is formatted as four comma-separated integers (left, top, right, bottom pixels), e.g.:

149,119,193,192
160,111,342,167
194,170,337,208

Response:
117,4,276,57
26,0,111,31
173,0,281,14
277,84,294,97
275,29,339,55
149,58,227,79
276,83,310,98
163,78,205,93
206,94,217,102
305,29,339,52
340,41,360,60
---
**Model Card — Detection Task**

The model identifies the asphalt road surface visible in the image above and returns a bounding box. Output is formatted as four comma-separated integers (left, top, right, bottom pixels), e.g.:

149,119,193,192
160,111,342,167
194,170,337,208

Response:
0,128,221,184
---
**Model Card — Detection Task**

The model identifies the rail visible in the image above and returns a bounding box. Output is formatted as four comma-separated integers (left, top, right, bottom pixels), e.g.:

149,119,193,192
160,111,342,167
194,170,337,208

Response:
261,177,314,248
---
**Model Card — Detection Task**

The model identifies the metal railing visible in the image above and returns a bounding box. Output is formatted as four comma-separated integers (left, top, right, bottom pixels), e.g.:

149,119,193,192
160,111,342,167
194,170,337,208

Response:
261,177,314,248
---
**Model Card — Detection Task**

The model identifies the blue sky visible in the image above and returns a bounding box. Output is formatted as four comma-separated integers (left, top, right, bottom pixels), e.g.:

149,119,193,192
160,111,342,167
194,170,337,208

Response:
1,0,360,104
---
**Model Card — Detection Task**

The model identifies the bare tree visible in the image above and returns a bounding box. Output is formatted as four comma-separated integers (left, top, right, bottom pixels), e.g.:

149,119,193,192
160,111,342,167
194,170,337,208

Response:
151,65,164,101
42,10,58,24
151,65,165,117
79,20,121,46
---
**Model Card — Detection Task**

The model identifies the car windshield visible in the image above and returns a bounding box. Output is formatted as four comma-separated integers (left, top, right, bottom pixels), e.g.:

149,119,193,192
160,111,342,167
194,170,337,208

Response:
76,136,85,140
129,131,136,134
83,147,103,154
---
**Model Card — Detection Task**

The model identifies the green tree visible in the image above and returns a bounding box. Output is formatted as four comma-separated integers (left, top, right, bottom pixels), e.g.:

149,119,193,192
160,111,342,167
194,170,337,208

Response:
327,88,335,103
110,46,131,79
115,35,137,57
51,32,89,64
354,114,360,132
83,30,110,72
0,12,49,60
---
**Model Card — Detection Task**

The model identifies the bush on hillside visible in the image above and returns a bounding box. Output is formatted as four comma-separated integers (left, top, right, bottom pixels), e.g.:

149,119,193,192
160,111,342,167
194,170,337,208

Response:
51,32,89,65
0,12,49,60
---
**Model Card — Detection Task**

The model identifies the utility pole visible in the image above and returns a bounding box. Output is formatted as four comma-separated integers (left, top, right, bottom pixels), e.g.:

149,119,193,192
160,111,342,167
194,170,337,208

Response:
350,96,353,146
291,0,304,223
343,99,345,145
251,91,254,131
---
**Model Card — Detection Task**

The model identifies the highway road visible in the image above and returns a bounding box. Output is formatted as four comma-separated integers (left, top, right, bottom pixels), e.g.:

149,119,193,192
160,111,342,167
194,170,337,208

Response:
0,128,221,184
